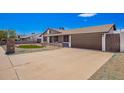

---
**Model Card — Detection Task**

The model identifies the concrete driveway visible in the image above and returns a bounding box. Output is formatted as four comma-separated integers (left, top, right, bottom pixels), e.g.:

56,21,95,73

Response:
0,47,113,80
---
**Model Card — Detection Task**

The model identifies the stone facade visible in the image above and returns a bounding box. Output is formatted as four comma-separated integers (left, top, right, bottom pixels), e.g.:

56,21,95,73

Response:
6,38,15,54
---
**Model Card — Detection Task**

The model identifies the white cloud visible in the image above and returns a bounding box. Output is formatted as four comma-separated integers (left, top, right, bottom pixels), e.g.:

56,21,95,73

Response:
78,13,97,17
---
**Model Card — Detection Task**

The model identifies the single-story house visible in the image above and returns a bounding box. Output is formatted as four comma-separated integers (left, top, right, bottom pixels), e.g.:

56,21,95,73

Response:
15,33,42,44
40,24,124,52
18,33,42,43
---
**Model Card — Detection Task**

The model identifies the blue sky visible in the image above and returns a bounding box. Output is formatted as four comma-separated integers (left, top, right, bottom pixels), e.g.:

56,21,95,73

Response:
0,13,124,35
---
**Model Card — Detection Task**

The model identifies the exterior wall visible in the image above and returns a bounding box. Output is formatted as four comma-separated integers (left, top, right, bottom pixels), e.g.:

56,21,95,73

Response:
120,32,124,52
71,33,103,50
50,36,54,43
58,36,63,43
109,26,115,33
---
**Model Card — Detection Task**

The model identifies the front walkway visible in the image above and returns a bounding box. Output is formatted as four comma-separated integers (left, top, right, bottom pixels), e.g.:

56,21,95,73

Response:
0,47,113,80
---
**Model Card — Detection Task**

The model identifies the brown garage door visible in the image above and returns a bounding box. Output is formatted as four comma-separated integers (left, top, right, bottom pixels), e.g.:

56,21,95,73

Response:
106,34,120,52
71,33,102,50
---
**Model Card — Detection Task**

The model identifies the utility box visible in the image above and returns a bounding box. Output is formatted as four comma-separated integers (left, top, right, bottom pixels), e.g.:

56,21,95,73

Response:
6,38,15,54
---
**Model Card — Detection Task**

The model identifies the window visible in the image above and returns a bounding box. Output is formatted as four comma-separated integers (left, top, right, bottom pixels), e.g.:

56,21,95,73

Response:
54,36,58,42
43,36,47,42
63,35,69,42
50,37,52,43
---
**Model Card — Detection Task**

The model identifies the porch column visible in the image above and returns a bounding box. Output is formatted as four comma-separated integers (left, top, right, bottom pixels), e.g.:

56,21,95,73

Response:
47,30,50,43
69,35,71,48
120,32,124,52
47,36,50,43
41,35,43,43
102,34,106,51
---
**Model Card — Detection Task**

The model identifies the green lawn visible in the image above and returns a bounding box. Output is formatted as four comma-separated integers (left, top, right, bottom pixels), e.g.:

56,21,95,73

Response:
17,45,44,49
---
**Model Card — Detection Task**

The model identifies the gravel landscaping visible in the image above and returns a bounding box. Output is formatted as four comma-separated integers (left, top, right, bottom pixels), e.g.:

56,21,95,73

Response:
89,53,124,80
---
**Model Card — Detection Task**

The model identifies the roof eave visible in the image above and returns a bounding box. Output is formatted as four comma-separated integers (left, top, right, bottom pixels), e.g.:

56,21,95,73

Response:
44,30,108,36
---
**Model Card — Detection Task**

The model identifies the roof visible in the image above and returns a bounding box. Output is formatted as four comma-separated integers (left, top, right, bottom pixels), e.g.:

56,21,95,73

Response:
20,33,42,39
45,24,115,36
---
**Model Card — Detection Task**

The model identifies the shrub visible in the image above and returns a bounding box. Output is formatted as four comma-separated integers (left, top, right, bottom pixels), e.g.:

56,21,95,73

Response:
17,45,44,49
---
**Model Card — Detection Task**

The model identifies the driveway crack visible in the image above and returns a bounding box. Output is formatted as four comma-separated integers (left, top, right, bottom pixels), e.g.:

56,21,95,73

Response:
7,55,20,80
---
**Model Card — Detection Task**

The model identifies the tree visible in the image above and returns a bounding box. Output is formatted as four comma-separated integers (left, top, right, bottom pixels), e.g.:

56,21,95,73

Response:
0,30,7,41
7,30,16,38
0,30,16,41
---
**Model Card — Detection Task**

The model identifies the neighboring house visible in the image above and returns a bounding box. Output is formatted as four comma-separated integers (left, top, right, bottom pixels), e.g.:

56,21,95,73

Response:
18,33,42,43
40,24,124,52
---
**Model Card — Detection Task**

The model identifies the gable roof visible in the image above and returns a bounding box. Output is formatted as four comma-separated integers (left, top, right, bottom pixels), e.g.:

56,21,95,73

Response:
20,33,42,39
45,24,115,36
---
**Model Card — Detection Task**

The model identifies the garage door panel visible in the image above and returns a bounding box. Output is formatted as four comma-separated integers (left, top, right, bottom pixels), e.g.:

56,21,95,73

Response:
71,33,102,50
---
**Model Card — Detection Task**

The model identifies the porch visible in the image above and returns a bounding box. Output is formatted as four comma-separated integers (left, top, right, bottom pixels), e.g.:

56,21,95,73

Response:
42,35,71,47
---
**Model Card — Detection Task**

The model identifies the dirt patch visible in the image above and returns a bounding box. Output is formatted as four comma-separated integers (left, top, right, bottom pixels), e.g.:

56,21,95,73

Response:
89,53,124,80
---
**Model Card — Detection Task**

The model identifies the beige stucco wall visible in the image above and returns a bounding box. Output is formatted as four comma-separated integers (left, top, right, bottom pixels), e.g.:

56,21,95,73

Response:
120,32,124,52
58,36,63,43
109,26,115,33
